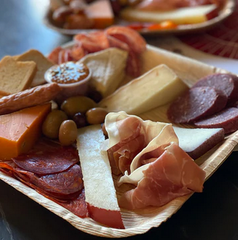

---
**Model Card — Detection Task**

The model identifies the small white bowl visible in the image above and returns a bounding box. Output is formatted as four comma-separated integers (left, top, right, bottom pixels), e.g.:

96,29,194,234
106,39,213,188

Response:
45,61,91,103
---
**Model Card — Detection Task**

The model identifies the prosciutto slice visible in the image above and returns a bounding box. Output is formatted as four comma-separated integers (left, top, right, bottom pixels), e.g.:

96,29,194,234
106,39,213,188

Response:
104,112,206,210
105,111,175,175
48,26,147,77
119,143,206,209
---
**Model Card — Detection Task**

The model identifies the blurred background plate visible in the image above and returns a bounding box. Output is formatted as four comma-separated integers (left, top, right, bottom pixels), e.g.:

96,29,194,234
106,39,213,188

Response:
43,0,235,36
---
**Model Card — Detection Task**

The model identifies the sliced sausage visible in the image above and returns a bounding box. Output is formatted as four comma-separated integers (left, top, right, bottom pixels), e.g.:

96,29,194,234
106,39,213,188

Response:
12,138,79,176
167,86,228,123
192,73,238,105
194,107,238,134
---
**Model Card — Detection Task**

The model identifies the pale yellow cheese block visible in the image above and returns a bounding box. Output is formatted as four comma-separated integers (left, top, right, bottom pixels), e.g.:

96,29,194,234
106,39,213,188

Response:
76,124,120,211
79,48,128,97
99,64,188,115
120,4,217,24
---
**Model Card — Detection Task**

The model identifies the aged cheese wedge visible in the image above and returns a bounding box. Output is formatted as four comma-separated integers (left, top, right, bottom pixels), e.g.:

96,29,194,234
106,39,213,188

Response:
120,4,217,24
76,125,124,229
173,127,225,159
99,64,188,115
0,103,51,160
79,48,128,97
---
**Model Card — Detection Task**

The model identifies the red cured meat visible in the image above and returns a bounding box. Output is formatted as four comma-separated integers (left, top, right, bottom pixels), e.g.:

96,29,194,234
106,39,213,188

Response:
74,31,110,53
105,26,147,54
58,48,74,64
125,50,142,78
58,190,88,218
192,73,238,105
12,138,79,176
107,117,146,175
108,134,145,175
0,139,88,218
70,44,87,61
16,164,82,198
167,86,228,123
48,26,147,77
194,107,238,134
106,35,130,52
48,46,63,64
119,143,206,210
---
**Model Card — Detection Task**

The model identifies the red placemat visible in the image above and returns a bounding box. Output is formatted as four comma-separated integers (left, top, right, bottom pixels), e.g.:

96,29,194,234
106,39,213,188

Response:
179,0,238,59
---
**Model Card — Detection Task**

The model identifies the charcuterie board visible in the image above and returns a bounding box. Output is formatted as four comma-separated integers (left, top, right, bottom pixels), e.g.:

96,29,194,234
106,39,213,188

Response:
44,0,235,36
0,44,238,238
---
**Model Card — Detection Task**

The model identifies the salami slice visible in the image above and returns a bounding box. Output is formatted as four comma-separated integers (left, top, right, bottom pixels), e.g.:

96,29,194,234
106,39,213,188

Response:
194,107,238,134
12,138,79,176
167,86,228,123
14,164,83,200
58,190,88,218
192,73,238,105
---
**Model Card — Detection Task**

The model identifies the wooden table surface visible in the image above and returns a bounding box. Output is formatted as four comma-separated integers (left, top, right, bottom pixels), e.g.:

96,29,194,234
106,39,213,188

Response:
1,1,238,239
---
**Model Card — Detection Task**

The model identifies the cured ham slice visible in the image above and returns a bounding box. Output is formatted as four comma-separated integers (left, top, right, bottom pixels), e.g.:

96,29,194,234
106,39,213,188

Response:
105,111,178,176
74,31,110,53
119,143,206,210
105,26,147,54
48,26,146,77
104,112,206,210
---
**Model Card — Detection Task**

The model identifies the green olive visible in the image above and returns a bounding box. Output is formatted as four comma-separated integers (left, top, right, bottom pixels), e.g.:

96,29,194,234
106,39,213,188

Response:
59,120,78,146
42,110,68,139
61,96,97,118
86,107,108,125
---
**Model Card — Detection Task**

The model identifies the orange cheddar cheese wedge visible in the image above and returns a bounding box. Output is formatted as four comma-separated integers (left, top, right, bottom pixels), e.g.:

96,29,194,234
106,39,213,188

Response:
85,0,114,29
0,103,51,160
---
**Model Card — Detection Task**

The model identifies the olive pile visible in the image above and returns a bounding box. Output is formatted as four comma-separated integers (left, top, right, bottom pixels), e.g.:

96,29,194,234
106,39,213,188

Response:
42,95,108,146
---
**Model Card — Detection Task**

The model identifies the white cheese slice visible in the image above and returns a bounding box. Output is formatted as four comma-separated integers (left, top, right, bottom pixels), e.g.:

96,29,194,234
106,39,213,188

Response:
173,126,224,159
79,48,128,97
120,4,217,24
99,64,188,115
76,124,120,211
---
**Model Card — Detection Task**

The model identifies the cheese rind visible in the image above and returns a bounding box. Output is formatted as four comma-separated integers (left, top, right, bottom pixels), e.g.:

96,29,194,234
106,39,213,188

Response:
0,103,51,160
173,127,224,159
99,64,188,115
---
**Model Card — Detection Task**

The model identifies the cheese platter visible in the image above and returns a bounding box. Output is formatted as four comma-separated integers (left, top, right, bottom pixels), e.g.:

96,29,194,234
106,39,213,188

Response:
0,27,238,238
